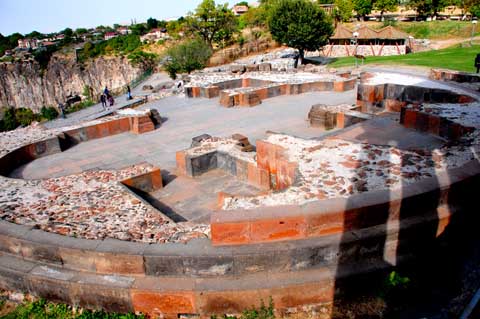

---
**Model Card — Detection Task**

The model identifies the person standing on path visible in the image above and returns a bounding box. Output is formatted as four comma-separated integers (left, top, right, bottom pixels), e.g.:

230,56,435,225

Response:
126,85,132,100
104,86,109,96
100,94,107,109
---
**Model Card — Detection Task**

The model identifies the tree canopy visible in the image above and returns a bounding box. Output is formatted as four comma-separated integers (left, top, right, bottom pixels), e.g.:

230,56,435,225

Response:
163,38,212,79
268,0,333,65
186,0,237,47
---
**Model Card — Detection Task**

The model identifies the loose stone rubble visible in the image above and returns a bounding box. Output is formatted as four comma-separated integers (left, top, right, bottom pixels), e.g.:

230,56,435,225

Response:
223,126,480,210
185,137,256,163
0,115,210,243
187,71,344,88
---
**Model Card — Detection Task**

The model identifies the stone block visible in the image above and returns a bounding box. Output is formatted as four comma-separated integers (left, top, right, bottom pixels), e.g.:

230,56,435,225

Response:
217,152,237,176
70,280,134,313
190,151,217,176
403,109,417,129
306,213,344,238
183,255,234,276
427,114,441,135
176,151,188,175
192,87,201,97
333,81,344,92
275,160,297,190
211,222,250,246
195,290,262,315
236,159,248,181
415,111,429,132
203,86,220,98
250,216,307,243
144,255,185,276
242,78,250,87
239,92,261,107
95,253,145,275
246,65,259,72
131,290,196,316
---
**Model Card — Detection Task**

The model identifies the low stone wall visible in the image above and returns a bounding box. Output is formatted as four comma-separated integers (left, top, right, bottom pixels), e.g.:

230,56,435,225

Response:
186,76,357,108
357,73,476,114
176,150,271,190
399,106,475,140
430,69,480,83
0,136,61,176
210,160,480,245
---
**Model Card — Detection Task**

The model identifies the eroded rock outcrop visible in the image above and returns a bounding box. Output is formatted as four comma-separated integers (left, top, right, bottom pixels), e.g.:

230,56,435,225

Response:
0,54,144,111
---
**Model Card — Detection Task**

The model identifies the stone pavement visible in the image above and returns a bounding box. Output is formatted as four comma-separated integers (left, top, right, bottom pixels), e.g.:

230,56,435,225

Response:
12,89,356,179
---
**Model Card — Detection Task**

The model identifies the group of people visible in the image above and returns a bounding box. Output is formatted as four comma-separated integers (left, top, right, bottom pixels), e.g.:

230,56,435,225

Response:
100,85,132,110
100,86,115,110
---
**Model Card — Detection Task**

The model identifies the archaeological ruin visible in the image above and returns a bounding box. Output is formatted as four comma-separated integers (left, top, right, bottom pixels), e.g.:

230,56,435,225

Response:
0,65,479,318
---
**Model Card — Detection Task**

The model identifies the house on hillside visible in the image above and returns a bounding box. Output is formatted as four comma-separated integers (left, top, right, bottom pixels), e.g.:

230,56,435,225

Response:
117,26,131,35
104,32,119,40
323,25,410,57
233,5,249,16
17,38,39,50
140,28,169,43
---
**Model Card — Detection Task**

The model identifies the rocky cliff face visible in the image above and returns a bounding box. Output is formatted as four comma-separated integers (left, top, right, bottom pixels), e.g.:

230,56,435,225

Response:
0,55,144,111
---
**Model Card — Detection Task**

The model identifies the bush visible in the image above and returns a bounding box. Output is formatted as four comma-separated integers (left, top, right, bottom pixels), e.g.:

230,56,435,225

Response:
40,106,59,120
0,108,18,131
127,51,158,68
15,107,38,127
163,39,212,79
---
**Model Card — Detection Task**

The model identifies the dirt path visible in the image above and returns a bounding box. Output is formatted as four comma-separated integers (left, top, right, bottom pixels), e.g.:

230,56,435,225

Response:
430,35,480,50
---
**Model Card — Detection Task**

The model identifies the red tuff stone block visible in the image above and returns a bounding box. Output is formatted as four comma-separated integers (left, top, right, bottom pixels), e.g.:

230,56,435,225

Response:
458,95,474,103
118,117,131,132
333,81,344,92
336,112,345,128
306,212,344,237
151,168,163,189
385,99,406,112
239,92,261,107
95,122,109,138
106,119,120,135
236,159,248,181
131,291,196,316
176,151,187,175
279,84,289,95
415,111,429,132
428,114,441,135
131,115,155,134
403,109,417,129
270,281,335,308
250,216,307,242
204,86,220,98
192,87,201,97
85,125,99,140
242,78,250,87
256,140,278,173
255,88,268,100
275,160,297,190
211,222,250,245
247,163,270,190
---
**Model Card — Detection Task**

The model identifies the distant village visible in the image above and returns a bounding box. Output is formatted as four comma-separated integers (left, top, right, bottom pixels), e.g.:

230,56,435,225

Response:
0,2,475,62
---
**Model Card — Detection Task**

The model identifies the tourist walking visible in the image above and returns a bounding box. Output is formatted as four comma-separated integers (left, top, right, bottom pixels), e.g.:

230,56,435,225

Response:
100,94,107,109
103,86,109,96
126,85,132,100
108,94,115,107
58,102,66,119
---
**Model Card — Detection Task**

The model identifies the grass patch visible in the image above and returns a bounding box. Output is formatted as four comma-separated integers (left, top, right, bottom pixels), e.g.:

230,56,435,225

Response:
0,299,144,319
328,44,480,72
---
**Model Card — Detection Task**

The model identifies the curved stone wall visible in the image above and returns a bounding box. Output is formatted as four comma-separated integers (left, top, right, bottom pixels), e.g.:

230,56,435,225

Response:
0,70,479,317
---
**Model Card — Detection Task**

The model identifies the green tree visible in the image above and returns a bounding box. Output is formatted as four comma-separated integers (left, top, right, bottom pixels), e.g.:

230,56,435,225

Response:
186,0,237,48
407,0,450,18
353,0,374,20
130,23,147,35
268,0,333,65
236,1,249,6
163,39,212,79
375,0,398,20
25,31,43,39
147,17,159,30
334,0,354,22
75,28,88,36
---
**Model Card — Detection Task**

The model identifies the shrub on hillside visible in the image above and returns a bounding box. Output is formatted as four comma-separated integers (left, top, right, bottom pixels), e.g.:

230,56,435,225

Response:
40,106,59,120
163,39,212,79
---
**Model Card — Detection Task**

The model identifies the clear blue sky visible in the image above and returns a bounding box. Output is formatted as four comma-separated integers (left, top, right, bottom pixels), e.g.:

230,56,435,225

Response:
0,0,230,36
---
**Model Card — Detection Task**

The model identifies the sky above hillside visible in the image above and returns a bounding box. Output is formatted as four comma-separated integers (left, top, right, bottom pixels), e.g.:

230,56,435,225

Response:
0,0,230,36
